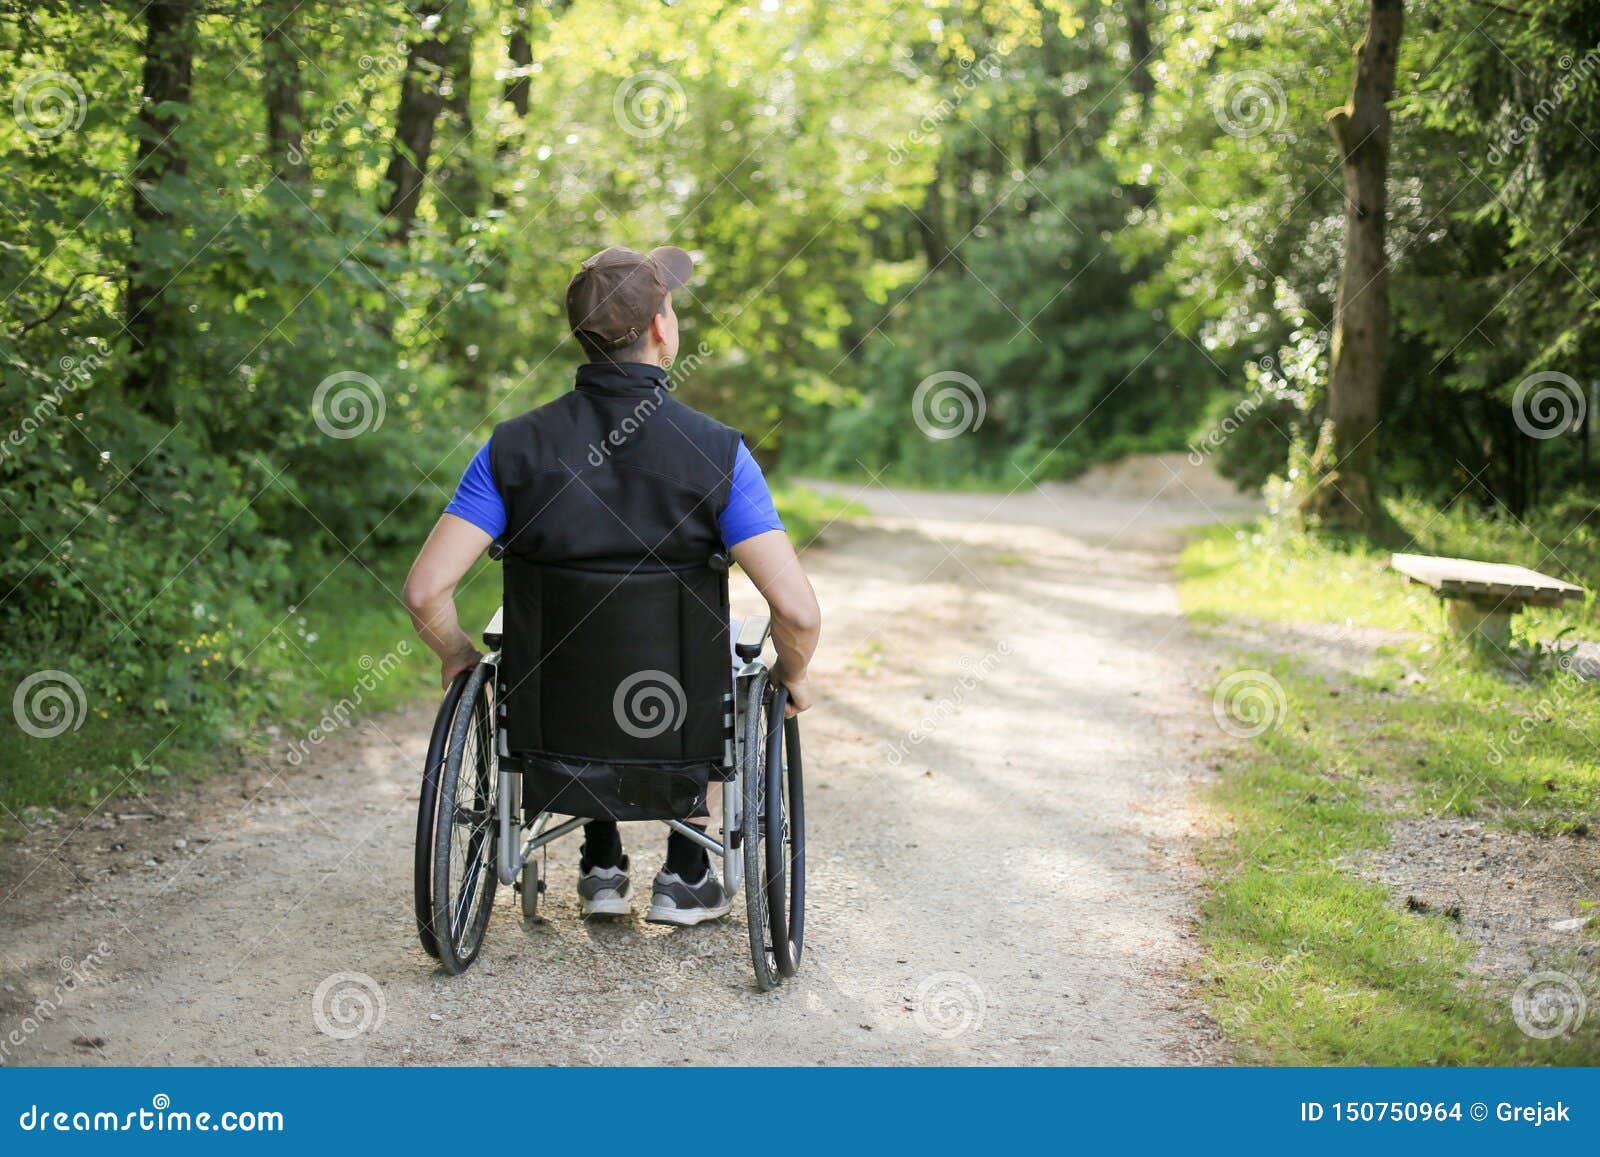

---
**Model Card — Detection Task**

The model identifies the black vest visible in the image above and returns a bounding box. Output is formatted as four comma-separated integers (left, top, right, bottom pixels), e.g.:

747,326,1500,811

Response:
489,361,742,571
489,362,742,814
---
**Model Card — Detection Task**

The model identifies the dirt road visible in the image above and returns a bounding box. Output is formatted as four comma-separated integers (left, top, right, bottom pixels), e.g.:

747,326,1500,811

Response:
2,457,1252,1065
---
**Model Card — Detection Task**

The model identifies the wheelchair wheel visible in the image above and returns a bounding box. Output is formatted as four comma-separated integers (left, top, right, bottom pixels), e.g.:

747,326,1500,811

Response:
414,668,472,959
742,671,806,990
518,858,542,920
429,661,500,974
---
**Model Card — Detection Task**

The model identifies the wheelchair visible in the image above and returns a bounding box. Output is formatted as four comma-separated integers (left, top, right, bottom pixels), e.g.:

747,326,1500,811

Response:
412,548,805,991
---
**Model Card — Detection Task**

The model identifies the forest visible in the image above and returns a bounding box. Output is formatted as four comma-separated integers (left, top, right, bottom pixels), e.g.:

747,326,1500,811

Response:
4,0,1600,803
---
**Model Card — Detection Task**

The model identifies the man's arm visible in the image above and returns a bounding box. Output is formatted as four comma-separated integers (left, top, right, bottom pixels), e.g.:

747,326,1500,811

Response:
403,513,494,688
730,529,821,717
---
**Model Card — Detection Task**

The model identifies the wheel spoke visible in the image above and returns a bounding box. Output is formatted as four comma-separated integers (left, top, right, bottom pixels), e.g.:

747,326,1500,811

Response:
452,847,484,940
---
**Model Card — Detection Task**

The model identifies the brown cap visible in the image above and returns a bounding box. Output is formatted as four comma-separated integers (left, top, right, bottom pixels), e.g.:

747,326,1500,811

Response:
566,244,694,352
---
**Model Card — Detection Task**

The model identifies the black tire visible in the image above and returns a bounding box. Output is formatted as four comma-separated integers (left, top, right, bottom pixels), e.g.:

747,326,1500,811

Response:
743,673,806,989
414,669,472,959
519,857,541,920
431,662,500,974
776,712,805,975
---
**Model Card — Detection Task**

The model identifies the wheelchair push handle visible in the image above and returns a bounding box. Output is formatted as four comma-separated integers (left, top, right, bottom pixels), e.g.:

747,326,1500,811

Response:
735,614,771,661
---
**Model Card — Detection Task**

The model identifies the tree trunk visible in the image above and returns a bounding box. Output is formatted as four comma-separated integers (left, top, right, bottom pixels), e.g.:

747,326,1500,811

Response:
490,14,535,215
262,0,307,183
1301,0,1403,535
1123,0,1156,207
434,11,481,231
1125,0,1154,121
918,166,951,271
125,0,198,407
382,1,458,244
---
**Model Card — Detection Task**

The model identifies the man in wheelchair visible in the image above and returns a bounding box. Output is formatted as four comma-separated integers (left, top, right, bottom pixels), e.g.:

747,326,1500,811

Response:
402,243,821,931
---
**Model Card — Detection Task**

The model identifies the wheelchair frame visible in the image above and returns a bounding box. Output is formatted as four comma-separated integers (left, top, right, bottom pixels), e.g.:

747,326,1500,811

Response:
414,608,805,991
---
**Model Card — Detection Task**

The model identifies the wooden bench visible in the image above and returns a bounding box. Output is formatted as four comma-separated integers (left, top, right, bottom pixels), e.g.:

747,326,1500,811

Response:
1390,552,1585,649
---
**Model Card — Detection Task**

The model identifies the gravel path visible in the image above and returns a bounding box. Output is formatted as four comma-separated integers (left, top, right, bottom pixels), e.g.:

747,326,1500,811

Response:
1,462,1249,1066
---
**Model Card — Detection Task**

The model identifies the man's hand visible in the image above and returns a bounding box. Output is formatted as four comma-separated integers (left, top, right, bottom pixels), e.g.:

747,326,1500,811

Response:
774,664,813,717
440,646,483,690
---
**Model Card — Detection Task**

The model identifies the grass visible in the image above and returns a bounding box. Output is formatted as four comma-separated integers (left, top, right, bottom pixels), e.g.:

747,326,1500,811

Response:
0,482,859,829
1181,513,1600,1064
770,479,864,544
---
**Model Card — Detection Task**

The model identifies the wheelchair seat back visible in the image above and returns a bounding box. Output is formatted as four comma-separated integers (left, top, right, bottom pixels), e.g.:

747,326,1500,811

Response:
497,557,732,821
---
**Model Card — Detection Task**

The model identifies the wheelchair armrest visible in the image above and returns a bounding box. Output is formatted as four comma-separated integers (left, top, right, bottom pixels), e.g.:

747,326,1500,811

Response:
483,606,504,650
735,614,771,660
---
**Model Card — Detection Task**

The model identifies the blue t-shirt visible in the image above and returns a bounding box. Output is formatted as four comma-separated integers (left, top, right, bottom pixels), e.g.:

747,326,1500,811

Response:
444,438,784,549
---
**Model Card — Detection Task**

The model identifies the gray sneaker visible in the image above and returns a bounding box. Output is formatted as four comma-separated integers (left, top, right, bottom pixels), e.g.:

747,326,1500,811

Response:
646,866,732,926
578,856,632,918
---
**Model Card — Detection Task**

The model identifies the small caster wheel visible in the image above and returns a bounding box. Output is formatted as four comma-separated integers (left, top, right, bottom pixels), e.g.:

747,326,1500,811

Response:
519,860,543,919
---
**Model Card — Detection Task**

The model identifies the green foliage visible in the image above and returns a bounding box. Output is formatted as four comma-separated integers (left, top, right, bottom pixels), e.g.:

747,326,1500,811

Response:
796,162,1222,484
1181,522,1600,1063
6,0,1600,823
1127,0,1600,510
